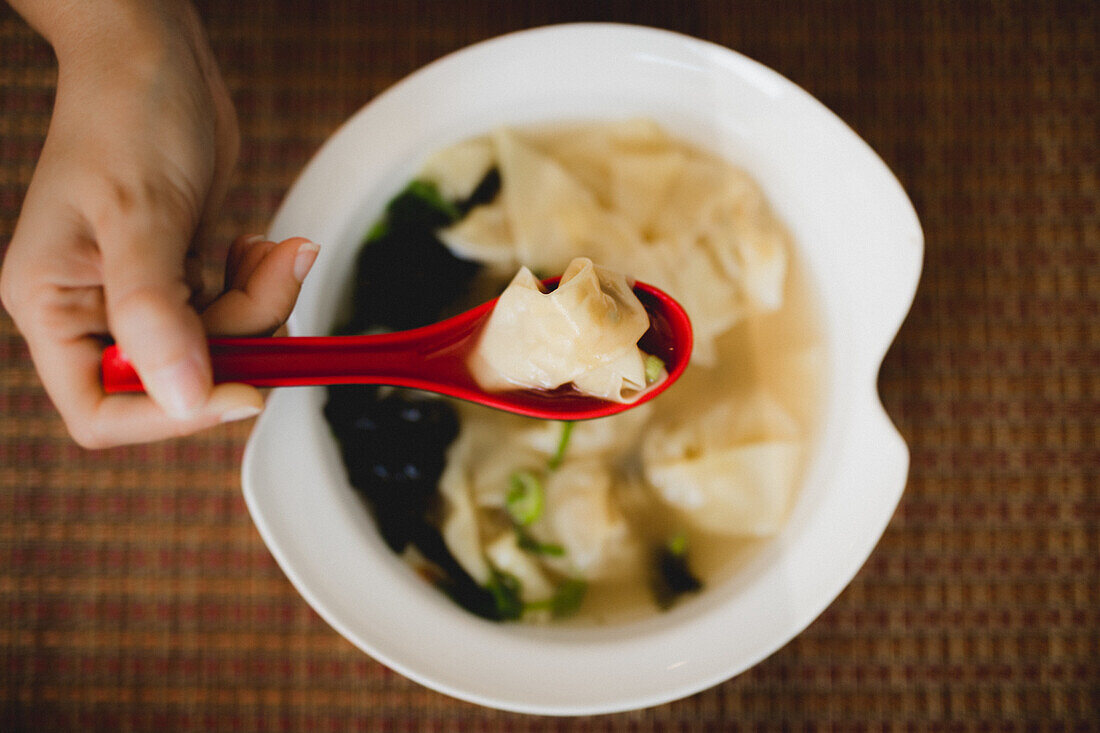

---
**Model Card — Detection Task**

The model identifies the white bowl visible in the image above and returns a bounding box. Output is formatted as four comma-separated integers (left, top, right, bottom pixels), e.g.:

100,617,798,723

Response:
243,24,923,715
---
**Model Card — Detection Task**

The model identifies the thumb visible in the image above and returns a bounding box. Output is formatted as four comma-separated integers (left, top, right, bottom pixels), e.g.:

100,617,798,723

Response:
100,214,214,419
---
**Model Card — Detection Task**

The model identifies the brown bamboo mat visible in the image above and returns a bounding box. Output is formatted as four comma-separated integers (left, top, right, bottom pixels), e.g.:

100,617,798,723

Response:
1,1,1097,729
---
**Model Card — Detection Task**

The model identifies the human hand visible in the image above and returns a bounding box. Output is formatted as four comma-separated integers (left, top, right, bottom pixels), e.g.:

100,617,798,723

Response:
0,1,316,447
2,229,319,447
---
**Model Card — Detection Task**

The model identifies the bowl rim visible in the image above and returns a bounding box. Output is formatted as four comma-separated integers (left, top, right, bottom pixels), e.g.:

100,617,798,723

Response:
243,22,924,715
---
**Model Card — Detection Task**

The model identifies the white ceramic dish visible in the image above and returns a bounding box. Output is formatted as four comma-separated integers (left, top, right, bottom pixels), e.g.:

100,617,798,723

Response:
242,24,923,715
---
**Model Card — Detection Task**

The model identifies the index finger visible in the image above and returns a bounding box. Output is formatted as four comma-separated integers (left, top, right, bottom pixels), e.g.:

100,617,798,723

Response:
24,311,260,449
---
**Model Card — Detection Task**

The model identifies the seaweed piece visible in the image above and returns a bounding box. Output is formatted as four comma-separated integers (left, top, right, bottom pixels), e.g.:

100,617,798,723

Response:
650,543,703,610
342,179,483,334
458,167,501,212
484,569,525,621
323,168,528,622
324,387,459,551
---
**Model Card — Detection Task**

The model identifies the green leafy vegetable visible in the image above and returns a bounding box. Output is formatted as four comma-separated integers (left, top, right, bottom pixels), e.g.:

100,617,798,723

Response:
525,578,588,619
364,217,391,243
342,177,481,335
506,471,544,526
391,179,462,225
484,570,585,621
549,578,587,618
460,167,501,211
547,421,575,470
485,568,525,621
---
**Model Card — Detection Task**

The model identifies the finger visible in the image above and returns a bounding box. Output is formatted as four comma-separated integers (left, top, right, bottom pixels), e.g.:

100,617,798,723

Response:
224,233,264,289
227,234,277,291
97,206,214,419
34,333,263,448
202,237,318,336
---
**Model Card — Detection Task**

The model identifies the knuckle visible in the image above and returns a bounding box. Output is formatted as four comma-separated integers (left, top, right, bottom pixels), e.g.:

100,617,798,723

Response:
0,264,20,318
247,286,294,335
65,417,111,450
111,282,190,323
258,303,290,335
0,238,34,320
84,175,138,233
84,172,194,238
3,278,55,332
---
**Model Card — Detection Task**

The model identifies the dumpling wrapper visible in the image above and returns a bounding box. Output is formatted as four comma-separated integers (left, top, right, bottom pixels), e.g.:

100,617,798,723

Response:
526,461,641,581
645,441,802,536
436,202,516,266
437,430,491,585
493,128,641,275
468,257,655,404
437,413,644,590
484,532,556,603
419,136,495,201
509,402,654,459
642,394,804,536
428,122,792,367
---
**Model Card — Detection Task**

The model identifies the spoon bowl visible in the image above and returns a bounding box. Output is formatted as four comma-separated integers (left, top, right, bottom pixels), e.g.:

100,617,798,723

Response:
101,279,693,421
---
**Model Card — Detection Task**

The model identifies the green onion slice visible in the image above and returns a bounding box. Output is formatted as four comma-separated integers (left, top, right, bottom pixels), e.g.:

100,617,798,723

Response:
517,530,564,556
507,471,544,526
644,354,665,385
667,530,689,557
548,421,575,470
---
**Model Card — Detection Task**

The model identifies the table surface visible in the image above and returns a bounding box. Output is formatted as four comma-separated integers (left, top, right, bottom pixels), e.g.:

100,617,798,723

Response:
1,1,1097,730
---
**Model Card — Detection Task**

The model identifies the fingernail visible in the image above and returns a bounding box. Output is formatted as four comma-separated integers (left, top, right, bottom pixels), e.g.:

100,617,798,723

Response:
220,404,263,423
209,383,265,423
245,234,267,244
143,355,208,419
293,241,320,283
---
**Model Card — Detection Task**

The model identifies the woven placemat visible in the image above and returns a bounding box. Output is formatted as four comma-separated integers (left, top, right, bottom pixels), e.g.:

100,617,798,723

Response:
2,1,1097,729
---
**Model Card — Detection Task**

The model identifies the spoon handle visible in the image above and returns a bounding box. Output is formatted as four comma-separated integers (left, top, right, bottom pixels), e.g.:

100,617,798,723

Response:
101,332,473,393
101,295,496,395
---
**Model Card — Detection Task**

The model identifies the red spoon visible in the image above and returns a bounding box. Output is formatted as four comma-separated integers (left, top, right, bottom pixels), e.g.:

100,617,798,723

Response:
101,279,692,420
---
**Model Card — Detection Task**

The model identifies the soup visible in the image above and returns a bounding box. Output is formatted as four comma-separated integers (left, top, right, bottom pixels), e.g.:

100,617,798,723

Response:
323,120,824,624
